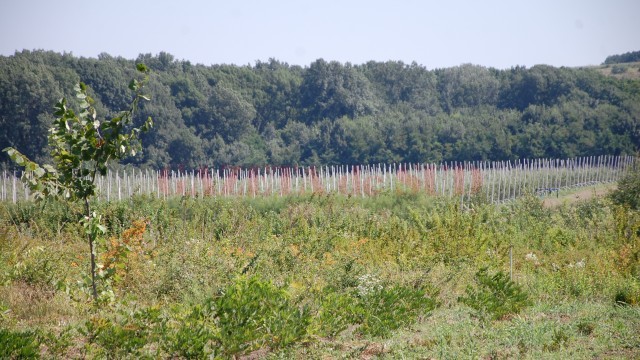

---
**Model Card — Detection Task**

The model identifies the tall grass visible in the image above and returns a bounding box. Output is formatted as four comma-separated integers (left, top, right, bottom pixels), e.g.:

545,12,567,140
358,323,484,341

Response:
0,190,639,358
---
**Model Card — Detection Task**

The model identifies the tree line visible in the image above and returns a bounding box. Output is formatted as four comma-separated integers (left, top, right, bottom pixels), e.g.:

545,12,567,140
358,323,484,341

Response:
1,50,639,169
603,50,640,65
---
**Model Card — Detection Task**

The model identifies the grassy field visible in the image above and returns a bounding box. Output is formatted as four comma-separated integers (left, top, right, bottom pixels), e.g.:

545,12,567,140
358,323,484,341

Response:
541,183,616,208
591,61,640,80
1,187,639,358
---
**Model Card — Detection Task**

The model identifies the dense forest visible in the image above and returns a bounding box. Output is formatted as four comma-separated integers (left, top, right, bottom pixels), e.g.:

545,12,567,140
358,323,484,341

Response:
1,50,639,169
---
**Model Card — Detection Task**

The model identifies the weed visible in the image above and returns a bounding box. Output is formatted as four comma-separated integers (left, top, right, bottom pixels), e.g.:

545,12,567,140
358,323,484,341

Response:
211,275,311,357
543,327,570,352
614,284,640,306
1,189,639,357
99,219,149,290
312,283,437,339
160,303,217,358
41,326,76,357
0,328,40,359
358,284,437,337
576,320,595,336
458,267,530,321
312,290,359,338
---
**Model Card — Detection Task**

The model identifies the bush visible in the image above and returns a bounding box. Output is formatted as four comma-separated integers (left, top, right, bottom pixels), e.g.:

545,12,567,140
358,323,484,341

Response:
162,303,217,358
611,65,628,74
212,275,311,356
614,283,640,306
312,279,437,338
609,166,640,210
458,267,530,321
81,306,164,358
0,328,40,359
358,284,437,337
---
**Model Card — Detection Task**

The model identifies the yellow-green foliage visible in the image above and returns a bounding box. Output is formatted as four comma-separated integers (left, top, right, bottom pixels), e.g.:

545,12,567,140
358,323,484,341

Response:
0,191,639,358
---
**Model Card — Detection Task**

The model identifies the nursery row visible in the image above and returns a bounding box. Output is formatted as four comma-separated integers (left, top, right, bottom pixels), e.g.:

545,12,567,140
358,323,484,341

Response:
1,155,636,203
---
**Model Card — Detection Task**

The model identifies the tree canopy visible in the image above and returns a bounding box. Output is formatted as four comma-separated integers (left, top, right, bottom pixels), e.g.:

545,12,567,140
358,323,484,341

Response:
603,50,640,65
1,50,639,169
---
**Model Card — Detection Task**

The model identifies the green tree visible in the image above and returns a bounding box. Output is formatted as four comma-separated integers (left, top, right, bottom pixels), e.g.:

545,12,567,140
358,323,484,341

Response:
3,64,152,301
0,53,66,164
609,163,640,210
603,50,640,65
300,59,378,123
204,83,257,143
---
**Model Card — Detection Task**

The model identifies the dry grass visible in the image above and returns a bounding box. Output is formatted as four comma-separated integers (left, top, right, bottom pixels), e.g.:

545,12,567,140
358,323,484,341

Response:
542,183,615,208
589,61,640,80
0,281,77,330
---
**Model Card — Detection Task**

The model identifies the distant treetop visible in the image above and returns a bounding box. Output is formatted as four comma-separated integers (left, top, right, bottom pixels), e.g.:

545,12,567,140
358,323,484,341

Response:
603,50,640,65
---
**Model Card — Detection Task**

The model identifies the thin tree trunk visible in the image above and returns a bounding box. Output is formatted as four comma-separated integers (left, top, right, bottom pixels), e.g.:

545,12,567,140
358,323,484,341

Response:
85,197,98,301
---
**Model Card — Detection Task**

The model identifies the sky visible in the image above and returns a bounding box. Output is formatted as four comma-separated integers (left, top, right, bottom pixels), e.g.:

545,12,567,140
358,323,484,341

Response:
1,0,639,69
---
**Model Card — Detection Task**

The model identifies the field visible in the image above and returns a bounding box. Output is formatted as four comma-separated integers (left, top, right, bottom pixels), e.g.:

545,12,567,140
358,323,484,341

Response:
1,177,640,358
592,61,640,80
0,158,640,359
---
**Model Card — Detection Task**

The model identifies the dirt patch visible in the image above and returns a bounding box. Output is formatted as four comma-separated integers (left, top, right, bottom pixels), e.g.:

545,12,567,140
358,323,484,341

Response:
543,185,615,208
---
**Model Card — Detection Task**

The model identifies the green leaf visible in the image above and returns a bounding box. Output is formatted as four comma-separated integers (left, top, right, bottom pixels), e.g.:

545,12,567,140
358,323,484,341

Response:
136,63,149,73
128,79,139,91
34,167,46,178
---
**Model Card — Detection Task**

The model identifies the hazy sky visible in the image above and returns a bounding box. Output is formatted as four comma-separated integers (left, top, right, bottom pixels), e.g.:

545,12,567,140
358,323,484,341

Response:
1,0,639,69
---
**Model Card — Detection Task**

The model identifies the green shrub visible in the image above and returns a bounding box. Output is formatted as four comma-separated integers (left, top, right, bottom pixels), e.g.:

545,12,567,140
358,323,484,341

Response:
0,328,40,359
313,290,360,338
212,275,311,356
609,166,640,210
614,284,640,306
312,280,437,338
611,64,628,74
162,303,217,359
458,267,530,321
81,306,164,358
358,284,437,337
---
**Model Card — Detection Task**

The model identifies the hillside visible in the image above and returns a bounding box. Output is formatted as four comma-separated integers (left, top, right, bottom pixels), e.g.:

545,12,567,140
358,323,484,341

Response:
592,61,640,80
1,51,639,169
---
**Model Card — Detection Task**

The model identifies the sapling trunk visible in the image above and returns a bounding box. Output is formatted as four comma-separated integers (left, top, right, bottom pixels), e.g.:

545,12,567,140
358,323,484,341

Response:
84,197,98,301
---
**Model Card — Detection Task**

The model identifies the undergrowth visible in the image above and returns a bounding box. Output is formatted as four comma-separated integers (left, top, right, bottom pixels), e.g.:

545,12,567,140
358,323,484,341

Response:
0,191,638,358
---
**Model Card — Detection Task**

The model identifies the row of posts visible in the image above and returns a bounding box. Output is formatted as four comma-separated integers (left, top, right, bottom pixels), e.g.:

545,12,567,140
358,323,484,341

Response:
0,155,636,204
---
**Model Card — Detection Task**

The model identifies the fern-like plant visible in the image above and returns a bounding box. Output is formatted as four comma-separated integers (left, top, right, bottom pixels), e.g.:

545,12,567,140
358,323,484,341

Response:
458,267,530,321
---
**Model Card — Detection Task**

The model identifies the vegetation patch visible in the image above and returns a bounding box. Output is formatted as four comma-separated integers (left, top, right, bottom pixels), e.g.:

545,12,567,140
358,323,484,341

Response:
1,188,639,358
